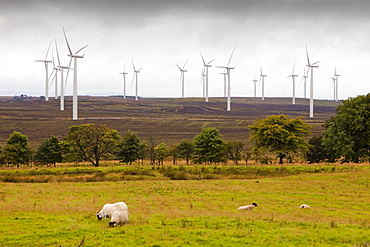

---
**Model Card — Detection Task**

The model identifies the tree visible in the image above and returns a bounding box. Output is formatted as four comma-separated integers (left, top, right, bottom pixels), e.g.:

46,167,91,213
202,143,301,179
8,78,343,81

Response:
168,143,179,165
3,131,32,167
193,127,225,164
116,130,142,165
34,135,63,167
64,124,121,167
177,140,194,165
225,140,244,165
155,143,168,165
306,135,335,164
249,115,311,164
322,94,370,163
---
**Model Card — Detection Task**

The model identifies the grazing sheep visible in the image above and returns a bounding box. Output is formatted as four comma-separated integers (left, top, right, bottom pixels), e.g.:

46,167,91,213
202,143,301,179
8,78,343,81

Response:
299,204,310,209
97,202,128,220
109,209,129,227
238,202,258,211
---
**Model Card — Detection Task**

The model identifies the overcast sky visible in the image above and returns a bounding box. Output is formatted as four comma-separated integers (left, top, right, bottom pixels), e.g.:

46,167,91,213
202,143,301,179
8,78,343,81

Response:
1,0,369,100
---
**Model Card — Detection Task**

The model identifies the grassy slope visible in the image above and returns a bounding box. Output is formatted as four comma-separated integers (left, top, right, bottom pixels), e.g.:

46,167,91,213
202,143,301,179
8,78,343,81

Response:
0,96,341,147
0,168,369,246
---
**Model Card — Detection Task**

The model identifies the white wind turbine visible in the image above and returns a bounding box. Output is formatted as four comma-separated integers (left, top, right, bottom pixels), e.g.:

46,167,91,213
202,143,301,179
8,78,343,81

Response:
119,61,128,99
55,39,72,111
201,67,206,98
50,50,59,100
63,27,89,120
334,67,340,101
200,52,215,102
259,65,267,100
252,72,258,97
286,61,298,105
132,60,143,101
35,40,52,101
300,67,309,98
216,47,236,111
176,60,188,98
306,44,319,118
331,75,336,101
220,71,227,97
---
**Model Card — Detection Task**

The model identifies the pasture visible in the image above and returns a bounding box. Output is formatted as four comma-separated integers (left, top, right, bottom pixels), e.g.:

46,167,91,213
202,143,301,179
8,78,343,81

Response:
0,164,369,246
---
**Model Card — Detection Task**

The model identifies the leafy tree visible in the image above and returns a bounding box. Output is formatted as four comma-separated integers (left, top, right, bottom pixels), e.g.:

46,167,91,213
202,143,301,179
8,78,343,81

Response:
193,127,225,164
155,143,168,165
64,124,121,167
177,140,194,165
147,137,158,165
225,140,244,165
168,143,179,165
3,131,32,167
306,135,334,164
323,94,370,163
116,130,142,165
34,135,63,167
249,115,311,164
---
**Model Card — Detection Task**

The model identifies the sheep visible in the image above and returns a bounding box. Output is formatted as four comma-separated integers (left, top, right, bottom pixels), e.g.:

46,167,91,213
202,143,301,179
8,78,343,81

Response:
299,204,310,209
238,202,258,211
96,202,128,220
109,209,129,227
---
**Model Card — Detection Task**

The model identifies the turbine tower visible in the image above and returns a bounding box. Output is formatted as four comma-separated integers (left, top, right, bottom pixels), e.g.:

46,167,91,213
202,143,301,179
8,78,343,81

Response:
63,27,89,120
286,61,298,105
176,60,188,98
200,52,215,102
216,47,236,111
35,40,52,101
252,73,258,97
334,67,340,101
51,50,59,100
259,65,267,100
300,67,309,99
331,75,337,101
306,44,319,118
132,60,143,101
220,71,227,97
55,39,71,111
119,61,128,99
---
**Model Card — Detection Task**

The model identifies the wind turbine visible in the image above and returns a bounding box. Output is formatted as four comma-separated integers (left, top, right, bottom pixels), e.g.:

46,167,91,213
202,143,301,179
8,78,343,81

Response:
50,50,59,100
334,67,340,101
216,47,236,111
220,71,227,97
63,27,88,120
119,61,128,99
306,44,319,118
300,67,309,98
286,61,298,104
55,39,72,111
331,75,337,101
201,67,206,98
35,40,52,101
200,52,215,102
259,65,267,100
176,60,188,98
132,60,143,101
252,72,258,97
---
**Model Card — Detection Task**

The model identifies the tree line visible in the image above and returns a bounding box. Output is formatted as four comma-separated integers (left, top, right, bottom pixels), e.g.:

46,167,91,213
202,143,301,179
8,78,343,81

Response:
1,94,369,167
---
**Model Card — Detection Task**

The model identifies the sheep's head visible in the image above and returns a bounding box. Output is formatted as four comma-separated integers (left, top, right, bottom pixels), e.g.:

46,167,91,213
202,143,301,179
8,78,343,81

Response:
96,212,103,221
109,221,117,227
252,203,258,207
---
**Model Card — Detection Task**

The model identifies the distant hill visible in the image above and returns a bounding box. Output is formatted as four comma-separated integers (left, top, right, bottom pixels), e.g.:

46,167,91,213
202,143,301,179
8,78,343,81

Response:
0,96,341,147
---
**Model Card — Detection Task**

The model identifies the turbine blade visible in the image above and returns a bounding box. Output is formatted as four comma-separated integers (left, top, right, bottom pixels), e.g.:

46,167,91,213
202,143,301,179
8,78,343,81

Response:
62,27,73,56
183,59,189,69
45,39,53,60
292,59,296,74
227,46,236,67
123,60,127,71
305,43,310,65
76,44,89,54
132,59,136,71
207,59,215,65
55,39,61,66
131,73,136,87
176,63,182,70
52,50,56,68
65,57,73,90
200,51,206,65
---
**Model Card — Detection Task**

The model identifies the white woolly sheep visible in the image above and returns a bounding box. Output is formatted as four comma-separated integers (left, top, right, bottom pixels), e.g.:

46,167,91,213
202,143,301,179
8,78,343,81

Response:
97,202,128,220
299,204,310,209
238,202,258,211
109,209,129,227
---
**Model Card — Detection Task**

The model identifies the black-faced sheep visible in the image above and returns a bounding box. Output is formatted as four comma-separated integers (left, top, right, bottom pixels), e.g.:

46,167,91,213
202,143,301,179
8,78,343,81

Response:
299,204,310,209
97,202,128,220
238,202,258,211
109,209,129,227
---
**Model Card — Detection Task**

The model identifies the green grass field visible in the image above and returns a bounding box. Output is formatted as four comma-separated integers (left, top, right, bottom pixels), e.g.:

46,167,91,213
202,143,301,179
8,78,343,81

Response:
0,164,369,246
